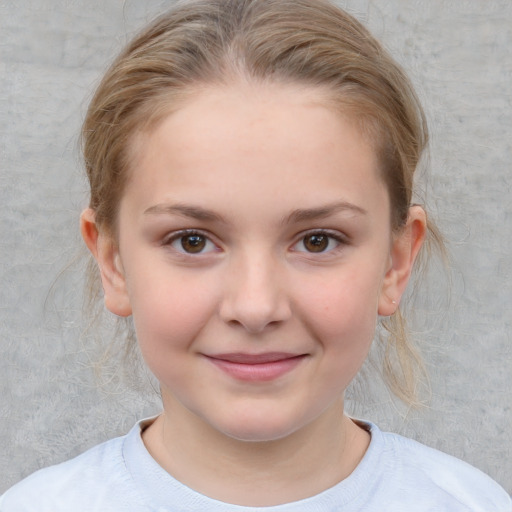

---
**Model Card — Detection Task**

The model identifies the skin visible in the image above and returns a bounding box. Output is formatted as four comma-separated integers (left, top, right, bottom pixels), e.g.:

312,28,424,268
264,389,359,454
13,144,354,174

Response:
81,82,426,506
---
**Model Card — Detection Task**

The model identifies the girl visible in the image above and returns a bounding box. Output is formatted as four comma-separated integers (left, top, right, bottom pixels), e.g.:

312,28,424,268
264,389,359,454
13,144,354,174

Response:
2,0,510,510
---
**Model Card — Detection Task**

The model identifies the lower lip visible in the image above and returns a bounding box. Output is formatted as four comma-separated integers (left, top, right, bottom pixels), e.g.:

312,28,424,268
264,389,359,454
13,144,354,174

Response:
207,355,306,382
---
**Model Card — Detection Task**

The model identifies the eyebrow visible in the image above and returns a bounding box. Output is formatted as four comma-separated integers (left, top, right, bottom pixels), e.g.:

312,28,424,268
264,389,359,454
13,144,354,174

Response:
143,203,226,223
284,201,367,224
143,200,366,224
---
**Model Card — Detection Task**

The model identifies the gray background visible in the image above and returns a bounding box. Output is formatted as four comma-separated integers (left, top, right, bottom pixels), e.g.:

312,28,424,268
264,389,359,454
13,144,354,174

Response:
1,0,511,495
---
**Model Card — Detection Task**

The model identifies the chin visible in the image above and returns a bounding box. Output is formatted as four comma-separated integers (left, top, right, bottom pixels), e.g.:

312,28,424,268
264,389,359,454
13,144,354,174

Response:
213,412,307,443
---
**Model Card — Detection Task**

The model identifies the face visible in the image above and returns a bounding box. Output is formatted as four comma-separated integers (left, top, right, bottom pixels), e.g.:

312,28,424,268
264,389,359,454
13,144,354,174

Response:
87,83,422,443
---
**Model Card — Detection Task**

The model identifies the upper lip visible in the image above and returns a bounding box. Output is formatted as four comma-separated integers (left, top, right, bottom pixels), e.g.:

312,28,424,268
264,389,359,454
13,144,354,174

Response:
205,352,304,364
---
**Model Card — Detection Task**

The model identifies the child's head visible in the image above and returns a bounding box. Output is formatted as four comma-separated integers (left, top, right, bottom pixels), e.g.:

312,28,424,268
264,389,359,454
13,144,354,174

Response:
83,0,427,233
81,0,433,410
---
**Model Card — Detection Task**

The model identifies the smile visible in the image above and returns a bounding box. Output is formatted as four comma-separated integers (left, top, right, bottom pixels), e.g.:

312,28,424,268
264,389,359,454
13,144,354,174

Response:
205,352,307,382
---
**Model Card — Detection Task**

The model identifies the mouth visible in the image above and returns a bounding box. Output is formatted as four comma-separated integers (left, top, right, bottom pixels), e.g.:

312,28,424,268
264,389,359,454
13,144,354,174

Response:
204,352,307,382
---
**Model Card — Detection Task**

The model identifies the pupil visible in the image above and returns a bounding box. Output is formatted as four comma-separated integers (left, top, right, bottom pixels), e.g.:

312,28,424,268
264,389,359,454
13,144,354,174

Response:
305,234,328,252
182,235,206,253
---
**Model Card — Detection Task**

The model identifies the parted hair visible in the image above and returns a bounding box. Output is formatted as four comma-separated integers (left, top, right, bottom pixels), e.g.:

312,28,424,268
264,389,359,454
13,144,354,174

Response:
82,0,441,404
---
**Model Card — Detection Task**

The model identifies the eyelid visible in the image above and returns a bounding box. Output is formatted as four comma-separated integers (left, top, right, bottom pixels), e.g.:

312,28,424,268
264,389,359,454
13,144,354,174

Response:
162,228,221,254
294,228,349,243
162,228,197,242
290,229,349,254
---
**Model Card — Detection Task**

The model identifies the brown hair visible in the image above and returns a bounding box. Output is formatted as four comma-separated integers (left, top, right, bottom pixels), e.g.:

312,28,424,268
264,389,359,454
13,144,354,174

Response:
82,0,441,404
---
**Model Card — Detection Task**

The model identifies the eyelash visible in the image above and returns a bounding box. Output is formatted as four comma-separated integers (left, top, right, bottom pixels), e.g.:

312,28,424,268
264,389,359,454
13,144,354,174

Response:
291,230,348,255
163,229,219,255
162,229,348,256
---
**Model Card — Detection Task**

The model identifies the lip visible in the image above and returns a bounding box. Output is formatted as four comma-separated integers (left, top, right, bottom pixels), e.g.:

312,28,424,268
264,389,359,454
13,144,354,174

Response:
204,352,307,382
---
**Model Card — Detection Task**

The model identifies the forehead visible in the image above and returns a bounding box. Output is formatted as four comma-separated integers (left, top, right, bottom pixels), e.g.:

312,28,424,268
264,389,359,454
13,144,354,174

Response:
124,83,388,219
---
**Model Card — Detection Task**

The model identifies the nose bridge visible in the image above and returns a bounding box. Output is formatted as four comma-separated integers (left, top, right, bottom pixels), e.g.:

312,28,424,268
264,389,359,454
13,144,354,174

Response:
220,246,290,332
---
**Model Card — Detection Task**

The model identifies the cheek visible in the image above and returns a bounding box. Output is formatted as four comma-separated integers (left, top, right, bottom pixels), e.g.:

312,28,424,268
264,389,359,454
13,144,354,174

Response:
130,283,218,389
300,275,380,390
298,269,382,339
126,270,219,357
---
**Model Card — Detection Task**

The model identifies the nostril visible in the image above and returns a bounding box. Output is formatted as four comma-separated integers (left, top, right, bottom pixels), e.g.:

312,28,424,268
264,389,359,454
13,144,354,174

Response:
219,293,292,333
223,309,285,334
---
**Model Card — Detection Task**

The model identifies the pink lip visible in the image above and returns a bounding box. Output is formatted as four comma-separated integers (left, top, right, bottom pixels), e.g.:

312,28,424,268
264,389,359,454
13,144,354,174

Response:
205,352,306,382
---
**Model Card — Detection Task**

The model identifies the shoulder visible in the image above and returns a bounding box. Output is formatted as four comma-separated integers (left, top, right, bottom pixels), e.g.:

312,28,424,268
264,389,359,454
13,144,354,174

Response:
366,422,511,511
0,427,144,512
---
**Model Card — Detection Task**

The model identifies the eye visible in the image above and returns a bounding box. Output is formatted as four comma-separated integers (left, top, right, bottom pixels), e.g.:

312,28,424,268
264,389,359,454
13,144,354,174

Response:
292,231,344,253
166,231,218,254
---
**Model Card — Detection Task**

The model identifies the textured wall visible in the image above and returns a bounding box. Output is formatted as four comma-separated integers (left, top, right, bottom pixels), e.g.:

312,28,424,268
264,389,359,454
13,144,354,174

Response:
1,0,511,494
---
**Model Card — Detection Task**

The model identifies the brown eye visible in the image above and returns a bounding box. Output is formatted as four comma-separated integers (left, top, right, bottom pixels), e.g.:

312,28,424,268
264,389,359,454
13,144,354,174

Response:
180,234,206,253
303,234,329,252
168,231,217,255
292,232,343,254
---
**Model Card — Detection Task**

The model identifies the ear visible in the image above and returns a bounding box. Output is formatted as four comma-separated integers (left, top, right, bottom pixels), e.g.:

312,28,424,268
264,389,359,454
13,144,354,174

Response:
80,208,132,317
378,206,427,316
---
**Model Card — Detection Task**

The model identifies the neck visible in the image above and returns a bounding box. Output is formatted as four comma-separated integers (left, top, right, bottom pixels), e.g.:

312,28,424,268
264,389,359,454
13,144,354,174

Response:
142,396,370,507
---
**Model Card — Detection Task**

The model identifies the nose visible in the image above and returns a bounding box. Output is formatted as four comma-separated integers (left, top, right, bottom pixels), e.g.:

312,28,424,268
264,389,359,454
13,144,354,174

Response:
219,251,292,334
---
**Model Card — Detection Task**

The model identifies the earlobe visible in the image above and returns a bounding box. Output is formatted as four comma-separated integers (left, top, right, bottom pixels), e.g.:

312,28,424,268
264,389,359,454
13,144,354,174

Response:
378,206,427,316
80,208,132,317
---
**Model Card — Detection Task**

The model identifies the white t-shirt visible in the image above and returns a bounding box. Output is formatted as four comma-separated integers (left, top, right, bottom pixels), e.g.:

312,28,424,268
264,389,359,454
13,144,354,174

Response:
1,418,510,511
